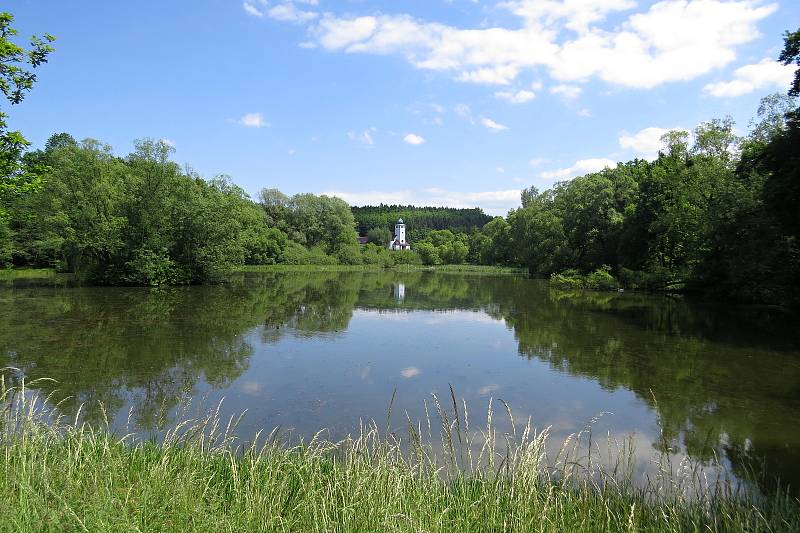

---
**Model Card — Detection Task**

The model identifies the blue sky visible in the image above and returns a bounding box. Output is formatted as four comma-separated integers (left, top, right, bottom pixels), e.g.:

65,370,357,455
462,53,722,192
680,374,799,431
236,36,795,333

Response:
8,0,799,215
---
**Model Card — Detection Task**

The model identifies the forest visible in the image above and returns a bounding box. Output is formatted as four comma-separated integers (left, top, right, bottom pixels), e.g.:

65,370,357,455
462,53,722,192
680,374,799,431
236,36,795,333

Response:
351,205,492,243
474,87,800,306
0,12,798,305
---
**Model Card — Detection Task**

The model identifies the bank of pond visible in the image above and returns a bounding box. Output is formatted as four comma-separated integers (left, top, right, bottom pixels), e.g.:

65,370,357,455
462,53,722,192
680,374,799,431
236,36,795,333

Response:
1,382,798,532
1,269,799,530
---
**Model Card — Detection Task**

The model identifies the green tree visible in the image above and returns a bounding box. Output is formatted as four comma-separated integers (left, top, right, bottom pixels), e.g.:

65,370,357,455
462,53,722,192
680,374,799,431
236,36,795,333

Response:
780,28,800,98
415,241,439,265
509,204,567,276
0,13,55,194
0,12,54,264
366,226,390,245
479,217,513,264
440,240,468,264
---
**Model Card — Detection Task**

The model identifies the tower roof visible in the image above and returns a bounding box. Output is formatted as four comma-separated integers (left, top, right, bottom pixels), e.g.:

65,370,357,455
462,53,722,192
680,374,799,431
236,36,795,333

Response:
397,218,404,224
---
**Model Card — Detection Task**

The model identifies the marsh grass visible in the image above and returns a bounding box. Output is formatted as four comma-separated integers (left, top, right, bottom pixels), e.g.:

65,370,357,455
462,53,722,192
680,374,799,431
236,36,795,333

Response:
0,376,797,532
238,264,526,275
0,268,65,286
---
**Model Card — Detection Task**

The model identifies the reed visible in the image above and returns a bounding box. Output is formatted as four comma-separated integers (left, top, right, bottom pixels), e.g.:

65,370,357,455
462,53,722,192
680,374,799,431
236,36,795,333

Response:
238,264,526,275
0,376,797,532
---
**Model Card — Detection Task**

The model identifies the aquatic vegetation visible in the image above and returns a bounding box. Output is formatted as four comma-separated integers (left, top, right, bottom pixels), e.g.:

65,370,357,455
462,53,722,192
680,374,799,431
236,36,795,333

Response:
0,378,797,532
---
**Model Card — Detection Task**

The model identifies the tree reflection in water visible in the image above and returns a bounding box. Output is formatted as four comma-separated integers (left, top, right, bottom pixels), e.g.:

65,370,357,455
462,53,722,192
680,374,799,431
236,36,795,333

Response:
1,270,798,494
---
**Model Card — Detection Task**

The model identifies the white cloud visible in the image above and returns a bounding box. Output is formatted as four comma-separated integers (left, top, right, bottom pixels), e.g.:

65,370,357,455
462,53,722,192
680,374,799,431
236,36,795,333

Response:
314,16,380,49
239,112,268,128
292,1,774,90
239,381,263,395
403,133,426,145
480,117,509,131
268,2,318,24
550,84,582,99
324,188,522,215
619,126,682,159
500,0,637,34
494,89,536,103
578,108,592,117
496,166,505,173
703,58,794,97
540,157,616,180
457,65,520,85
401,366,421,378
243,1,264,17
529,157,549,167
348,128,375,145
479,383,499,396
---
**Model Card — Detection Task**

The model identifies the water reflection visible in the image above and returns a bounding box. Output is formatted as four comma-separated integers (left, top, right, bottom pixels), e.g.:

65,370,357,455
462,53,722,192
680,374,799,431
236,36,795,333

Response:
1,270,798,494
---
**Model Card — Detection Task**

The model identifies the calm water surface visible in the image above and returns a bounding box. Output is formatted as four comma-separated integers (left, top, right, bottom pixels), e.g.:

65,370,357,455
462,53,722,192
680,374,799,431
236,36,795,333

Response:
2,271,799,492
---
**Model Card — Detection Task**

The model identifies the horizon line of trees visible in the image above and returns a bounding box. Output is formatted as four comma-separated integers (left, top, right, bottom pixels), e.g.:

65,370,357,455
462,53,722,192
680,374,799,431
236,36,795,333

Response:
351,205,492,243
1,12,797,305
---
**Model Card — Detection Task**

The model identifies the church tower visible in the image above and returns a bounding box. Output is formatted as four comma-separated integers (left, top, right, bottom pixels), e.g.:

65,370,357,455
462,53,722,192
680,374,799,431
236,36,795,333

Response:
388,218,410,250
395,219,406,244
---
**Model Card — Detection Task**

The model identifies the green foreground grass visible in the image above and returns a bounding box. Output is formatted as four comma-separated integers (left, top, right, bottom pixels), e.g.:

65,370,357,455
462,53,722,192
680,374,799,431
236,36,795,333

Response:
1,381,798,532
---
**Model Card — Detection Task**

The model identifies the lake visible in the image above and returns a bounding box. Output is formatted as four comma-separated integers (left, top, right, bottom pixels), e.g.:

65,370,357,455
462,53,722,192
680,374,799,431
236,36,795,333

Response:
1,270,799,493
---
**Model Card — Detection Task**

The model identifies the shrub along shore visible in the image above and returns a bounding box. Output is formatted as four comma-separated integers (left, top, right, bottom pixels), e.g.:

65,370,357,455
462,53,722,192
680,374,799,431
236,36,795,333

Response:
0,264,527,287
0,381,798,532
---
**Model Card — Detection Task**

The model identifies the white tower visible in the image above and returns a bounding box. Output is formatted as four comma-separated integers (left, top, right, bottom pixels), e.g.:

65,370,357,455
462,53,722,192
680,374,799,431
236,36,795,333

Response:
395,219,406,244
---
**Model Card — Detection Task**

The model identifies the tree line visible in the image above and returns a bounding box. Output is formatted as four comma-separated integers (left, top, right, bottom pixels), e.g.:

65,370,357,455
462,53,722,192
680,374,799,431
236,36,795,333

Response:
351,205,492,243
1,11,797,305
470,84,799,304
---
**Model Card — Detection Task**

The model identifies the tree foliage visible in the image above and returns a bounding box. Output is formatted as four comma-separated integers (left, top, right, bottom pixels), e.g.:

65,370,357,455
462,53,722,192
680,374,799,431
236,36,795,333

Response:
0,12,54,261
351,205,492,242
481,88,798,305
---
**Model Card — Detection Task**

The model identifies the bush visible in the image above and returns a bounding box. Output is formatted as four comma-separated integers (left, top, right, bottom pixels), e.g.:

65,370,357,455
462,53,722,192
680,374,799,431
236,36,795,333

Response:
618,267,672,290
585,265,618,290
550,267,619,291
366,227,391,245
361,244,395,267
281,241,339,265
440,241,469,264
550,269,586,289
415,242,439,265
123,247,185,286
243,227,287,265
392,249,421,265
335,244,363,265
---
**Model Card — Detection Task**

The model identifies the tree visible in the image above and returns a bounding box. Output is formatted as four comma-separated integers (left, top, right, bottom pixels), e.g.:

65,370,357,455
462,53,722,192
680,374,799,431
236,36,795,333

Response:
480,217,513,264
415,241,439,265
257,188,290,230
0,12,55,206
287,193,358,254
509,205,568,276
440,240,468,264
748,93,796,144
366,226,390,245
692,117,739,165
779,28,800,98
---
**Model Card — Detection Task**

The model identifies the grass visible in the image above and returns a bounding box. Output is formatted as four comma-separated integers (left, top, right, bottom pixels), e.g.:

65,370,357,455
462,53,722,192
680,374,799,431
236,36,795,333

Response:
0,379,797,532
238,263,527,275
0,268,60,283
0,264,521,289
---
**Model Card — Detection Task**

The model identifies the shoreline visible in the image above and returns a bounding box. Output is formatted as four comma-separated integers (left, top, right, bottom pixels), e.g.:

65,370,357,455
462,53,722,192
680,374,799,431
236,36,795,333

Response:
1,383,798,532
